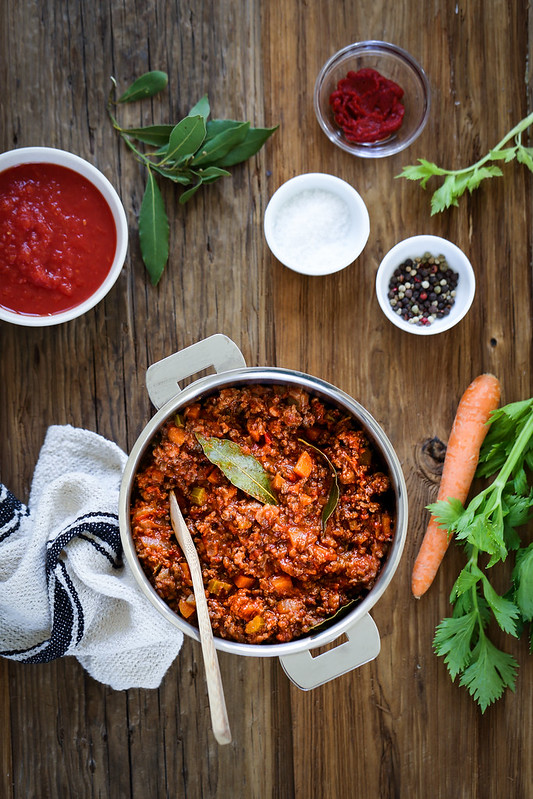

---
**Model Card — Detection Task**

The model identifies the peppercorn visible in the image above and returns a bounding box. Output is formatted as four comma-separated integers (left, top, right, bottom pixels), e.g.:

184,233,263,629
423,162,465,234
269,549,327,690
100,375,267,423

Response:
386,253,460,326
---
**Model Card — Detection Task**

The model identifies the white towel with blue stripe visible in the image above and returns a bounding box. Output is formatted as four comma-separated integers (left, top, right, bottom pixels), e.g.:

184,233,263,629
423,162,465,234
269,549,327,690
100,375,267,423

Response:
0,425,183,690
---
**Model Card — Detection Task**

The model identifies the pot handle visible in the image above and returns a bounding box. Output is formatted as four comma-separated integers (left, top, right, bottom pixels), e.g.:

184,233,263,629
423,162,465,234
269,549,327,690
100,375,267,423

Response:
146,334,247,409
279,613,380,690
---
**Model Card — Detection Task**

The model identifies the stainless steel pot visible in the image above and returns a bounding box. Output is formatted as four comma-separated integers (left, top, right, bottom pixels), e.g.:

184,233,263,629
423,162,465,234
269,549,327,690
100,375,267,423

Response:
118,334,408,689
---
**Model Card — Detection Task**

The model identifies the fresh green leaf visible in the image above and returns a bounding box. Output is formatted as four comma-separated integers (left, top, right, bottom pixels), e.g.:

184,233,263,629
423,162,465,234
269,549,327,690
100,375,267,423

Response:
205,119,244,139
118,70,168,103
195,434,278,505
191,121,250,166
513,544,533,620
138,169,169,286
450,566,481,600
214,125,278,167
397,111,533,213
163,115,207,163
434,611,478,679
188,94,210,120
427,497,465,529
179,181,203,204
479,576,520,636
120,125,174,147
516,145,533,171
459,636,518,713
193,165,231,184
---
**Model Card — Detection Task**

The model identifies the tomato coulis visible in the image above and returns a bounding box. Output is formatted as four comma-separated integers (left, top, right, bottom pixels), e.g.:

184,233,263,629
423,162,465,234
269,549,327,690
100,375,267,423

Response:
0,162,117,316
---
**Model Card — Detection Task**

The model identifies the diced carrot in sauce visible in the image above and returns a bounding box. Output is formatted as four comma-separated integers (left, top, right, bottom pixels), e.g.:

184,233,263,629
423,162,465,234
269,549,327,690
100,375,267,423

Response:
207,467,221,484
287,528,308,550
185,403,201,420
272,473,286,491
234,574,255,589
294,450,314,478
168,426,187,445
270,575,293,594
179,598,196,619
245,615,264,635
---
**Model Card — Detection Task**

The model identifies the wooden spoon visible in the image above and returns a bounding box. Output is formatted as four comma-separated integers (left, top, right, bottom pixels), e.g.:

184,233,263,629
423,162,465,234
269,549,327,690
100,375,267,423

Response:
169,490,232,745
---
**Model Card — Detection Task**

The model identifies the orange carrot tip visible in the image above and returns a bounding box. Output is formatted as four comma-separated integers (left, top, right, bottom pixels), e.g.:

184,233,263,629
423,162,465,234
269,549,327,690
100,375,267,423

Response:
411,374,501,599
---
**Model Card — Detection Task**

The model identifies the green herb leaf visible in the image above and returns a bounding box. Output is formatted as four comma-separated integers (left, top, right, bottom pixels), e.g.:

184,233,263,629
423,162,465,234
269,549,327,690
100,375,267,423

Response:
194,165,231,184
191,121,250,166
513,544,533,620
433,611,478,680
118,70,168,103
120,125,174,147
459,636,518,713
431,396,533,710
195,434,278,505
188,94,210,120
214,126,279,167
298,439,339,528
138,168,169,286
179,180,203,204
164,115,207,163
397,111,533,213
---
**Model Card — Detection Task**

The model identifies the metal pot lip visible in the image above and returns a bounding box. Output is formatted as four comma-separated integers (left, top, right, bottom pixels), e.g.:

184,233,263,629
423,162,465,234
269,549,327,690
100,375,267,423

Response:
119,365,408,657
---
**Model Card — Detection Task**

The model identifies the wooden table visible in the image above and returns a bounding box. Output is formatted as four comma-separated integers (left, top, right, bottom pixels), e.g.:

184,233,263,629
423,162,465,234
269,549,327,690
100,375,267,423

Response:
1,1,532,796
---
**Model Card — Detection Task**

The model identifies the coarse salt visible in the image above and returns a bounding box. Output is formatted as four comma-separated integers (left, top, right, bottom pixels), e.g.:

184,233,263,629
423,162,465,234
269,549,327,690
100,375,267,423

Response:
272,189,354,273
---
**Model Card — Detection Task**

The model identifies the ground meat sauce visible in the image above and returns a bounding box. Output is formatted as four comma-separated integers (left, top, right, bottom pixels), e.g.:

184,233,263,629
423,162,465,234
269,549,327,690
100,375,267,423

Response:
131,385,395,644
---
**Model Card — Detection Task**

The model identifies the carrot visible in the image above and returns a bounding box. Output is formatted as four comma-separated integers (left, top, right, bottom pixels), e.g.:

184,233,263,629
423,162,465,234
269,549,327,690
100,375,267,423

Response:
411,373,501,599
294,450,314,479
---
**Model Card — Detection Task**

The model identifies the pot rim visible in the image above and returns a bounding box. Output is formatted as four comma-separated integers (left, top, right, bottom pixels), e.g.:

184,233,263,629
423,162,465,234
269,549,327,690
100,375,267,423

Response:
119,366,408,657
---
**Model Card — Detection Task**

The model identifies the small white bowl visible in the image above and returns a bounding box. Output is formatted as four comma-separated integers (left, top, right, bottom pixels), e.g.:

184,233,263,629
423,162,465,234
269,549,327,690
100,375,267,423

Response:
0,146,128,327
264,173,370,276
375,235,475,335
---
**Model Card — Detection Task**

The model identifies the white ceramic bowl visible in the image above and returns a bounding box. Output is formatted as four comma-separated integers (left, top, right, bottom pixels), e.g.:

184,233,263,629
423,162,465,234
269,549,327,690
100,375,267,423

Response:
0,146,128,327
375,235,475,335
264,173,370,276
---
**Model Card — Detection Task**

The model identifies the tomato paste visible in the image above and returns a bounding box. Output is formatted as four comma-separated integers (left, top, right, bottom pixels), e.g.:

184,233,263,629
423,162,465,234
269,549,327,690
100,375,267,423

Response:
329,68,405,144
0,162,117,316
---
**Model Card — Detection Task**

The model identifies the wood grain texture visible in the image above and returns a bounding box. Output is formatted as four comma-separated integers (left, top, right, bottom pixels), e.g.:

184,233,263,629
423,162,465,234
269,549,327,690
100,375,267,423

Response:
0,0,531,797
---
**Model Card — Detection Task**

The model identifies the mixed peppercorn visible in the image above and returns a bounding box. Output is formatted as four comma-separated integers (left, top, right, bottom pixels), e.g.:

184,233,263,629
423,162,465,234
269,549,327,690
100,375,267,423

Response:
387,252,459,326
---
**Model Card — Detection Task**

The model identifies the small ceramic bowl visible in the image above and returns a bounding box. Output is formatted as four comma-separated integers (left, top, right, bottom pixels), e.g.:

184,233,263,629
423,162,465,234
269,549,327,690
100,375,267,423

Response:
314,40,430,158
375,235,475,335
0,146,128,327
264,172,370,276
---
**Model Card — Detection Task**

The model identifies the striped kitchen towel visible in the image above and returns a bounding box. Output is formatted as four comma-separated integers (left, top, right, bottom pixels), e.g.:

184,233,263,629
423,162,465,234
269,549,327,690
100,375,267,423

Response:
0,425,183,690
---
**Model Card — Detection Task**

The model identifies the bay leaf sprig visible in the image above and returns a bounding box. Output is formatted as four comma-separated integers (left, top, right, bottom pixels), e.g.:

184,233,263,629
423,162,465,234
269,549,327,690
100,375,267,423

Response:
195,434,278,505
298,439,339,529
396,111,533,215
107,71,278,285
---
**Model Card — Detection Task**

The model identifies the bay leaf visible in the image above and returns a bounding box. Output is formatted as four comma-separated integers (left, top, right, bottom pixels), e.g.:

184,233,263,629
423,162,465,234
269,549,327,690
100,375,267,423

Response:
118,70,168,103
308,599,358,634
179,181,203,204
205,119,244,139
191,122,250,166
138,168,169,286
215,126,279,167
121,124,174,147
163,115,207,164
188,94,210,120
194,165,231,184
298,439,339,529
150,164,194,184
195,434,278,505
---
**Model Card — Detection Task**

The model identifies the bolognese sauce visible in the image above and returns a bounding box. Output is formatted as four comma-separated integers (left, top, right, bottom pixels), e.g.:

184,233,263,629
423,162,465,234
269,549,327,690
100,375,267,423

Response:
130,384,394,644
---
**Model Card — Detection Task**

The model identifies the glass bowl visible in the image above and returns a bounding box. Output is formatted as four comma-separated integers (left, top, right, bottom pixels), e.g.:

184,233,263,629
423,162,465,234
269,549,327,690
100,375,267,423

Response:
375,235,476,335
314,41,430,158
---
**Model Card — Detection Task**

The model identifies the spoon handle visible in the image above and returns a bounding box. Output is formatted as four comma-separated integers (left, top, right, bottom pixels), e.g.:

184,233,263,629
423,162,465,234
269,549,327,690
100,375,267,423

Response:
169,492,232,745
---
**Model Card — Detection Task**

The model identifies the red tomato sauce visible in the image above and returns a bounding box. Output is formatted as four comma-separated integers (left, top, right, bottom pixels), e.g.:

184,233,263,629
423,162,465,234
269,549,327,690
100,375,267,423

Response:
0,162,117,316
329,68,405,144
